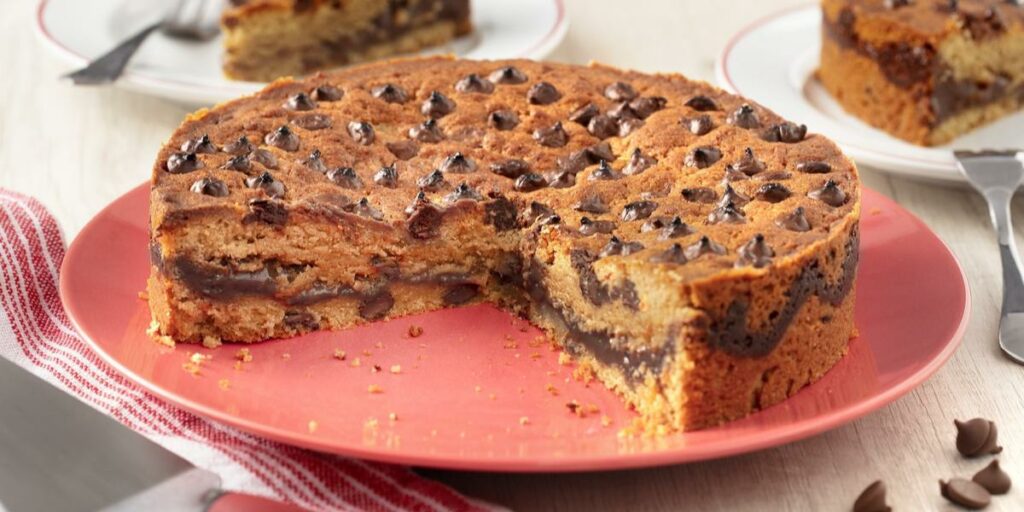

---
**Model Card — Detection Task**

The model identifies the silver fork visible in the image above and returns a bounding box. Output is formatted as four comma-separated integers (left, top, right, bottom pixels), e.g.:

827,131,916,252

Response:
63,0,222,85
956,150,1024,364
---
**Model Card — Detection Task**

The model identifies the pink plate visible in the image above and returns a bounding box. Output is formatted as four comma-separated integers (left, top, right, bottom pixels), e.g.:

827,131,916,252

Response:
60,184,969,472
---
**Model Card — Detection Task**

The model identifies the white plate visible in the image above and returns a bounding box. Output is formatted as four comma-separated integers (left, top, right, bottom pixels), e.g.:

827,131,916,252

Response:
715,5,1024,182
35,0,568,107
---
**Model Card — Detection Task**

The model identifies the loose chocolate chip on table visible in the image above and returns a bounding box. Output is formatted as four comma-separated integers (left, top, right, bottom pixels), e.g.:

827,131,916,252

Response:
349,197,384,221
685,95,720,112
604,81,638,101
533,122,569,148
796,161,832,174
578,217,616,236
809,179,848,207
245,171,286,199
574,194,609,214
181,134,217,154
223,135,255,155
756,183,792,203
327,167,363,189
247,198,288,225
488,109,520,131
489,66,528,84
284,92,317,111
221,154,251,172
250,148,278,169
762,122,807,143
629,96,667,119
190,177,229,197
720,184,751,207
589,160,620,181
618,117,645,136
568,103,600,125
546,170,576,188
386,140,419,161
292,113,333,130
440,152,477,173
621,200,658,221
410,118,445,142
686,115,715,135
455,74,495,93
527,81,562,105
736,234,774,268
515,173,547,192
955,418,1003,457
659,217,693,239
651,243,687,264
940,478,991,510
707,202,746,224
681,187,717,203
371,83,408,104
623,148,656,175
685,146,723,168
852,480,891,512
776,206,811,232
347,121,375,145
417,169,447,191
265,125,300,151
421,91,456,118
302,149,326,172
973,460,1012,495
166,152,203,173
310,84,343,101
445,182,483,204
373,163,399,187
588,114,619,139
685,236,727,259
490,159,530,179
728,104,761,129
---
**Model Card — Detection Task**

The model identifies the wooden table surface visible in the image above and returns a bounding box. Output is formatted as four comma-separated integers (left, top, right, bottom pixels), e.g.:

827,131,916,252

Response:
3,0,1023,510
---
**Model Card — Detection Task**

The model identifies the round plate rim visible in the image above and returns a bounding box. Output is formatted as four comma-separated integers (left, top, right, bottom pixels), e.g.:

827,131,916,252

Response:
59,183,970,472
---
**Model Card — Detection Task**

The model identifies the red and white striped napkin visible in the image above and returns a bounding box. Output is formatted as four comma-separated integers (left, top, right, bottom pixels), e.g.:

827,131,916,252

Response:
0,188,495,512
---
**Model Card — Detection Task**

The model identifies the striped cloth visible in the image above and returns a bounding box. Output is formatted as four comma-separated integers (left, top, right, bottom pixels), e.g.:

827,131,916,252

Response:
0,188,494,512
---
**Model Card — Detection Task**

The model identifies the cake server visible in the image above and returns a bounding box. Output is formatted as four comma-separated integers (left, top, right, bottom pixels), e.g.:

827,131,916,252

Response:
955,150,1024,364
0,355,295,512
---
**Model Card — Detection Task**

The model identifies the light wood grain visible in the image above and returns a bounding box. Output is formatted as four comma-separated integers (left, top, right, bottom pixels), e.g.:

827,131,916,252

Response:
2,0,1022,510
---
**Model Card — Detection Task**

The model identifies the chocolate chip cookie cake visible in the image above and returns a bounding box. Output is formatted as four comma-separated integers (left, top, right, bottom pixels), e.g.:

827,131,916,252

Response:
222,0,471,82
148,56,861,432
820,0,1024,146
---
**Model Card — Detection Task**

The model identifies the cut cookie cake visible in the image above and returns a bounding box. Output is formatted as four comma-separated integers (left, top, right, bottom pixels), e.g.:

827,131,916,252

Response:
147,56,861,433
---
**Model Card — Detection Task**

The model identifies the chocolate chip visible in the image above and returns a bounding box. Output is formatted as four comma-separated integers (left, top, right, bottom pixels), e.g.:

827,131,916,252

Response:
681,187,717,203
250,148,278,169
490,159,530,179
422,91,455,118
284,92,317,111
796,161,832,173
621,200,658,221
386,140,419,161
940,478,991,510
487,110,519,131
439,152,477,173
809,179,847,207
265,125,300,152
727,104,761,129
762,122,807,143
734,147,766,175
599,236,644,257
327,167,363,189
247,198,288,225
707,202,746,224
527,81,561,105
651,244,687,264
641,216,669,232
578,217,616,236
416,169,447,191
568,103,600,125
223,136,255,155
884,0,911,8
722,165,750,184
618,118,644,136
757,170,792,181
955,418,1003,457
347,121,375,145
685,146,723,169
659,217,693,239
685,236,727,259
190,177,229,197
371,83,408,104
301,149,326,172
221,154,251,172
852,480,890,512
589,160,620,181
359,291,394,320
245,171,286,198
522,201,556,225
455,74,494,94
489,66,528,84
682,95,718,112
736,234,774,268
181,134,217,154
292,113,333,130
515,173,547,192
604,81,637,101
623,148,656,175
373,163,398,187
166,152,203,173
629,96,667,119
546,170,576,188
607,101,638,121
485,195,518,231
686,115,715,136
310,84,343,101
972,461,1011,495
533,122,569,148
587,142,616,162
409,118,445,142
445,182,482,204
574,194,609,214
622,241,647,256
588,114,618,139
406,194,444,239
558,151,590,174
756,183,791,203
776,206,811,232
349,197,383,221
444,283,480,305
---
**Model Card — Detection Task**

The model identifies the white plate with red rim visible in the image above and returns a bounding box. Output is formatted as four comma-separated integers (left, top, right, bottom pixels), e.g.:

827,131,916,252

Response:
715,4,1024,182
35,0,568,107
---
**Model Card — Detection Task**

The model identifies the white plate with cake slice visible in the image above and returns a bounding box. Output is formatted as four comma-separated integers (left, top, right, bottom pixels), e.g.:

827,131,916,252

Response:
715,5,1024,182
34,0,568,107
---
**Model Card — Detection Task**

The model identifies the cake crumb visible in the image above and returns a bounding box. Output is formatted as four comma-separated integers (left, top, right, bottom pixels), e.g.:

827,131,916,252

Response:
572,364,596,383
235,348,253,363
372,364,382,373
474,385,482,393
233,361,243,371
530,352,542,360
368,384,383,394
374,342,384,349
408,325,423,337
201,335,222,349
147,320,175,347
365,417,379,429
362,349,373,357
529,336,545,348
333,349,347,361
182,352,210,376
218,378,230,390
281,353,291,360
308,420,318,433
566,400,580,414
488,393,496,400
519,416,530,426
350,357,362,367
557,352,571,366
389,364,402,374
138,290,149,300
601,415,612,427
430,429,438,436
545,383,559,396
503,336,518,349
388,412,398,422
870,207,882,215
